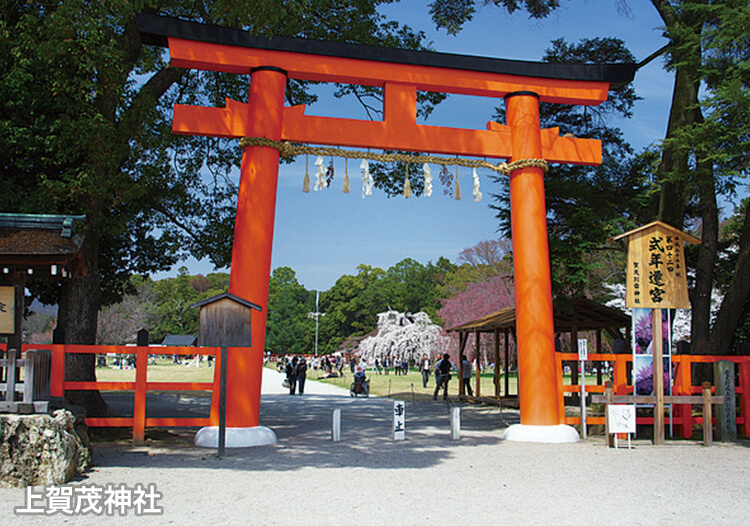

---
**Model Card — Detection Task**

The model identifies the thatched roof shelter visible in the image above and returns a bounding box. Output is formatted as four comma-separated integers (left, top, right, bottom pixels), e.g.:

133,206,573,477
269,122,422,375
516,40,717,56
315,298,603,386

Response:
447,297,631,402
449,297,630,340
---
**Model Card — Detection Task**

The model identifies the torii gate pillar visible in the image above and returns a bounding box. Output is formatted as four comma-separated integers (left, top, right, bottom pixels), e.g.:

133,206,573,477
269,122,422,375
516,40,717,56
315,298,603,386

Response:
503,93,579,443
215,67,286,445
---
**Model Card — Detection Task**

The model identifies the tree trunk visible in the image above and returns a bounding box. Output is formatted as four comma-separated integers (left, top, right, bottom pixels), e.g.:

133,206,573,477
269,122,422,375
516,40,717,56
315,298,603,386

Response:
711,205,750,354
58,236,112,417
691,155,718,356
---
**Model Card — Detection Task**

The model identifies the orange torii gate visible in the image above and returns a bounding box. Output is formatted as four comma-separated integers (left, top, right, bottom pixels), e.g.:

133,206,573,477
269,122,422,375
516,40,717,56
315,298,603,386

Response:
138,14,636,445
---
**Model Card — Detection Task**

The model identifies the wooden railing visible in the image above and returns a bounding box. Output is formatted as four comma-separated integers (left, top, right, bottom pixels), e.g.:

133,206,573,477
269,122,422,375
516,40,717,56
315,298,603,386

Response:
556,352,750,438
3,343,240,443
0,348,51,413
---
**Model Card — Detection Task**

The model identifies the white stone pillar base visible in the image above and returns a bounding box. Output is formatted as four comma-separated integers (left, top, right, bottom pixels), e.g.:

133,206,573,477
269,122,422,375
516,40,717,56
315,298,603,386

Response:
194,426,277,448
503,424,580,443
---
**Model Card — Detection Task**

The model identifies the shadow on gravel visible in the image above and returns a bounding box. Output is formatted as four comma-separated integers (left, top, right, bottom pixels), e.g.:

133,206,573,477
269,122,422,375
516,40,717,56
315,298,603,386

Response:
90,392,518,474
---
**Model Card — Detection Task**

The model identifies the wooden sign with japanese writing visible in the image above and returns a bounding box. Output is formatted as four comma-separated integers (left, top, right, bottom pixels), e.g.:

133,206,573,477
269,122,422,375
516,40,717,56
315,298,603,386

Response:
0,286,15,334
612,221,701,309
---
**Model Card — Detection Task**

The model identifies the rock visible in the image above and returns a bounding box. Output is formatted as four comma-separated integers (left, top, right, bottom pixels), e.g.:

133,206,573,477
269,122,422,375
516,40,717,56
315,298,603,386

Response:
0,409,92,488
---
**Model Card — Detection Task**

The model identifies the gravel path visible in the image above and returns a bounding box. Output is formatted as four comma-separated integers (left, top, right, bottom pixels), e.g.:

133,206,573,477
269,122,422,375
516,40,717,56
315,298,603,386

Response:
2,367,750,525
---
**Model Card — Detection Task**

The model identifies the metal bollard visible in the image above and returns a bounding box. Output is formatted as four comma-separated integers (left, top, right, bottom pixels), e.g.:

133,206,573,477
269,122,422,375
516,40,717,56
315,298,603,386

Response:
332,408,341,442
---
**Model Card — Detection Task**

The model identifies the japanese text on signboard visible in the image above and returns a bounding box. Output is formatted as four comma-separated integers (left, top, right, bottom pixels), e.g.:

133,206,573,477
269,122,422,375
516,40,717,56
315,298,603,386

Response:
625,224,692,309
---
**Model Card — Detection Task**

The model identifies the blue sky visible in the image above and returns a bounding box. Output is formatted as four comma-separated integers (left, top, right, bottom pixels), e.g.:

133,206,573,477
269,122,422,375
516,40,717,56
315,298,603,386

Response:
155,1,676,291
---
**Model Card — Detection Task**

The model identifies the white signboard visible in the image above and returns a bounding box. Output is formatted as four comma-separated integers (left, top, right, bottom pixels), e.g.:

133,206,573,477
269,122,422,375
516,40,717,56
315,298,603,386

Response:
577,338,588,361
608,405,636,434
393,400,405,440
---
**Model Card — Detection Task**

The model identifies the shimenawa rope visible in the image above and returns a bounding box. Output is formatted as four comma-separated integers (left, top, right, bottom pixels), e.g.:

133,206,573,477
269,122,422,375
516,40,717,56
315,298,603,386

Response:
238,136,548,176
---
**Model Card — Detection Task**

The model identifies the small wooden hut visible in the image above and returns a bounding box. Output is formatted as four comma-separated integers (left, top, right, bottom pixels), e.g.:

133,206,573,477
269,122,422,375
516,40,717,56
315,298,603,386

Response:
448,297,631,402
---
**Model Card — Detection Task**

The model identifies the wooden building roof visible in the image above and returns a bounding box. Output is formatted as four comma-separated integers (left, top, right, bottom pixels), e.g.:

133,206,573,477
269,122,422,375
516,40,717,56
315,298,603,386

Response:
448,297,630,339
0,213,87,275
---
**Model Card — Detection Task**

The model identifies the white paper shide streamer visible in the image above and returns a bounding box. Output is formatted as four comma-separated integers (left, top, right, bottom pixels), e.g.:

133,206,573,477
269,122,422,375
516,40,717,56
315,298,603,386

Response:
472,168,482,202
361,159,374,198
423,163,433,197
314,155,328,191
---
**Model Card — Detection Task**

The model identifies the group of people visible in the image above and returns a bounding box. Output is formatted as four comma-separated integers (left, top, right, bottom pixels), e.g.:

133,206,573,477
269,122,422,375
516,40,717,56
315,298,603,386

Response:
279,352,476,400
371,356,410,375
284,356,308,395
425,353,475,400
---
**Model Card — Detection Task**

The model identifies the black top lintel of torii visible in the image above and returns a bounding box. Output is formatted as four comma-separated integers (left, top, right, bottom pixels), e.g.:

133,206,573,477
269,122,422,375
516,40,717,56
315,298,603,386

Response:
136,13,637,89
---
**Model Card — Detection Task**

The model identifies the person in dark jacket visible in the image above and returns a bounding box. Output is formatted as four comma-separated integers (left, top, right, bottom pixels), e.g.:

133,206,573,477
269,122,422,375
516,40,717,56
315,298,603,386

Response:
433,353,453,400
296,357,307,395
286,356,299,395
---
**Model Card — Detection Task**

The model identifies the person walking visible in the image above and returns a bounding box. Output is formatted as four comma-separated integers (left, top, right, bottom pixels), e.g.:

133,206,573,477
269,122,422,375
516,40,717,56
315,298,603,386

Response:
420,354,431,388
433,353,453,400
286,356,299,395
296,357,307,395
461,354,473,396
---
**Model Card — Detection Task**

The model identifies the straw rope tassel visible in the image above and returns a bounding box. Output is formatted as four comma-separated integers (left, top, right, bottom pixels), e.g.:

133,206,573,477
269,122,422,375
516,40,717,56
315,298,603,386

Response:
343,158,351,193
454,164,462,200
303,154,311,193
403,164,412,198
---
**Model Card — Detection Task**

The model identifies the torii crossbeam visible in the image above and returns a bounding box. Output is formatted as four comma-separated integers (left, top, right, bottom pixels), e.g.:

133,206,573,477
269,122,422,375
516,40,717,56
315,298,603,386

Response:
138,13,636,445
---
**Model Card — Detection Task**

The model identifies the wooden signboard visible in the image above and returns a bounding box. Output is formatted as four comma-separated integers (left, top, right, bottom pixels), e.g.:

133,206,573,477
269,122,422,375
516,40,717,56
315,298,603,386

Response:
0,286,15,334
612,221,700,309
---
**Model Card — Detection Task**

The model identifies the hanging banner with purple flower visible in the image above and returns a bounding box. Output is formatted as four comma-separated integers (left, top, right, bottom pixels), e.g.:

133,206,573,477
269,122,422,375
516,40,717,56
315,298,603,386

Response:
632,308,672,396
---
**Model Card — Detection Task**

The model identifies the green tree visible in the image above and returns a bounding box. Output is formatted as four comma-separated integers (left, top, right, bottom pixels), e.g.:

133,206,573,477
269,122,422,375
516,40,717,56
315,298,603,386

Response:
319,265,386,353
440,238,515,297
489,37,652,297
150,269,230,342
318,258,455,353
266,267,313,355
382,257,455,320
429,1,750,352
0,0,439,413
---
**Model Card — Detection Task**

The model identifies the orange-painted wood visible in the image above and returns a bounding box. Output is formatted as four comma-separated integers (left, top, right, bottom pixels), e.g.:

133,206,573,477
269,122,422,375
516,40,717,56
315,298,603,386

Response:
506,93,558,426
173,92,602,165
741,362,750,437
63,381,136,390
146,418,211,427
226,68,287,428
50,344,65,397
85,418,134,427
133,347,148,442
167,38,610,105
145,382,214,391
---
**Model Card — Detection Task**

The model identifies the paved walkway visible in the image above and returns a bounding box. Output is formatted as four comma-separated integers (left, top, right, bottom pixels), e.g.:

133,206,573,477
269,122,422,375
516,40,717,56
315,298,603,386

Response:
2,369,750,525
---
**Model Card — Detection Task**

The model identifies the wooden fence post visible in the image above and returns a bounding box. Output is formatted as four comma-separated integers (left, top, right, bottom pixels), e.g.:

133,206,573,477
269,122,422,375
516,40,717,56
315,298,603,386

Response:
555,351,565,425
740,360,750,438
3,349,17,403
702,382,713,447
674,357,694,439
133,330,149,444
604,381,614,448
614,354,628,396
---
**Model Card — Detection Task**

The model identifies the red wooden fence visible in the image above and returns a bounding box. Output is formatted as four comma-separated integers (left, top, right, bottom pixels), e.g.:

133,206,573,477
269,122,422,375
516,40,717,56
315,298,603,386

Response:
6,344,748,441
556,352,750,438
3,343,240,443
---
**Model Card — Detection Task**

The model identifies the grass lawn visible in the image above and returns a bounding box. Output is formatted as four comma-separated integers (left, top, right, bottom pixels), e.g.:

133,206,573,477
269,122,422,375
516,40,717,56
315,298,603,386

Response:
95,356,216,384
277,364,519,401
93,357,604,402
